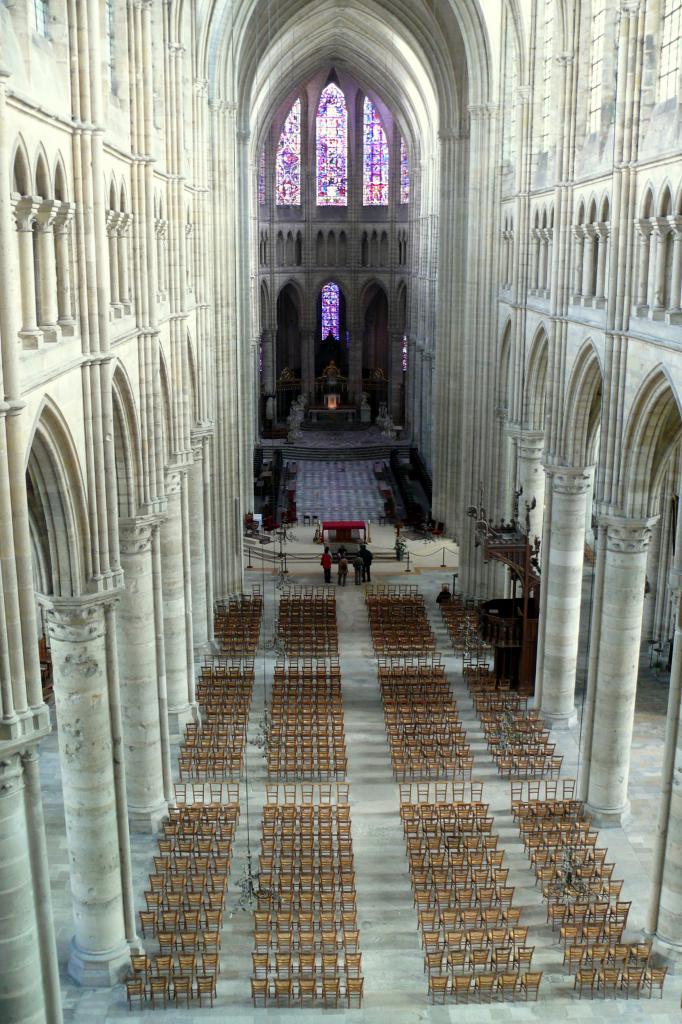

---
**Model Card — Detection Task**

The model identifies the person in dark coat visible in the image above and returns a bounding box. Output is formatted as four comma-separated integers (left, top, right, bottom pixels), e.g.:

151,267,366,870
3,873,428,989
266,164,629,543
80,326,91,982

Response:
321,546,332,583
353,555,363,585
436,584,452,605
359,543,373,582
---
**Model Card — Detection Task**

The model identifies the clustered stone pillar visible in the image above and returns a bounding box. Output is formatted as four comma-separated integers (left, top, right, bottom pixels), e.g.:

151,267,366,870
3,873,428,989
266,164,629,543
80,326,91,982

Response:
538,467,591,727
161,471,193,731
189,437,208,649
0,754,48,1024
582,517,654,826
514,430,545,544
47,599,130,985
117,520,167,831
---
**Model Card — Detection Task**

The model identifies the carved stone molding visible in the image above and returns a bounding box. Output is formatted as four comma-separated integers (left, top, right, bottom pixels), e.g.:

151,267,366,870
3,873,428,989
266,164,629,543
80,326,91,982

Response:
600,516,656,555
118,518,154,556
0,753,24,797
551,466,592,496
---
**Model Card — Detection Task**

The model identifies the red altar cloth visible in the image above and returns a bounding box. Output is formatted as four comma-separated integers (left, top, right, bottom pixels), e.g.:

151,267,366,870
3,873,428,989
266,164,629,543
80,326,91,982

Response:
321,520,366,532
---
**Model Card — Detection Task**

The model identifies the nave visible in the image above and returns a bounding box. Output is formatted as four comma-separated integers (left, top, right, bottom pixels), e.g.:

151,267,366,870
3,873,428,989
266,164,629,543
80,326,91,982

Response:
41,567,678,1021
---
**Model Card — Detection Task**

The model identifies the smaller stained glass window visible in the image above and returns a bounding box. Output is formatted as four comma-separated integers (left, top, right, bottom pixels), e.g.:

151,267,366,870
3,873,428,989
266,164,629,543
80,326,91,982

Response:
276,99,302,206
401,337,408,372
258,149,265,205
106,0,115,89
34,0,48,36
363,97,389,205
400,139,410,204
321,282,340,340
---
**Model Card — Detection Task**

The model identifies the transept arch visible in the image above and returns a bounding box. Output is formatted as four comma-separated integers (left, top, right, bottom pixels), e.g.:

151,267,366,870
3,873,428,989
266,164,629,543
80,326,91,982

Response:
111,364,143,519
25,398,90,598
621,369,682,519
562,341,603,468
524,326,549,432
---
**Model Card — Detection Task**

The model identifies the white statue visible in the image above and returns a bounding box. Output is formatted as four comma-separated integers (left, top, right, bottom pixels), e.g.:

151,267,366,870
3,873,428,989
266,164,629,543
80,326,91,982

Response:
360,392,371,424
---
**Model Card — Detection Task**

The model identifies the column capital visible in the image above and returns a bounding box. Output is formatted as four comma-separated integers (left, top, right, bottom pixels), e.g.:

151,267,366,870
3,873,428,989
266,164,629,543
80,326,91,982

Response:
508,428,545,458
35,198,61,230
53,200,76,232
118,517,154,555
635,217,652,238
42,594,114,643
0,752,23,796
599,515,657,554
667,214,682,238
550,465,592,495
106,209,121,235
11,193,41,230
651,216,672,238
620,0,641,14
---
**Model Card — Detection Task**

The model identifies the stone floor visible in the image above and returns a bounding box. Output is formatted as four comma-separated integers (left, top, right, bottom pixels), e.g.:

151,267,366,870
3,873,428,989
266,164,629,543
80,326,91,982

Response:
42,565,681,1021
291,459,388,520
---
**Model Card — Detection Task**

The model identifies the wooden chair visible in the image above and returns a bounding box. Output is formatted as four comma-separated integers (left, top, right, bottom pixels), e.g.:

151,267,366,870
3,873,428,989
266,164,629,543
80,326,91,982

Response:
321,977,340,1008
346,976,364,1008
620,967,645,999
251,977,268,1006
299,977,317,1005
125,977,145,1010
172,975,192,1008
475,973,496,1003
273,978,292,1006
428,974,449,1003
497,973,517,1001
453,973,473,1003
148,977,169,1010
519,971,542,1001
643,966,667,998
598,966,621,998
574,967,597,999
196,974,216,1007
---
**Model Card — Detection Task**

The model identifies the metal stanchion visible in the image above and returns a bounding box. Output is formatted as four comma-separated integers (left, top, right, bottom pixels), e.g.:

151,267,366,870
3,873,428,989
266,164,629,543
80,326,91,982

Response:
246,544,253,569
405,551,412,573
440,546,446,567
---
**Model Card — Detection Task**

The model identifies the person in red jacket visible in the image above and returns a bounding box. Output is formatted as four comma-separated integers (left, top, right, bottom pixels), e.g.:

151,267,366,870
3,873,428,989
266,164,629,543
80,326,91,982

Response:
321,546,332,583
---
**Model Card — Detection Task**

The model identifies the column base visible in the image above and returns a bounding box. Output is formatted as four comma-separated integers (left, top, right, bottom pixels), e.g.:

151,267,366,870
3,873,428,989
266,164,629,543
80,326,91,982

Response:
128,799,168,834
540,707,578,730
584,799,631,828
651,933,682,970
167,704,194,735
68,936,131,987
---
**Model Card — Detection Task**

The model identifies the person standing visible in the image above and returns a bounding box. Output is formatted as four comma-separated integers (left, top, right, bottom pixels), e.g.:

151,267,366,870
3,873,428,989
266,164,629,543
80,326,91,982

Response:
436,583,452,605
353,555,363,585
337,554,348,586
321,546,332,584
359,543,373,582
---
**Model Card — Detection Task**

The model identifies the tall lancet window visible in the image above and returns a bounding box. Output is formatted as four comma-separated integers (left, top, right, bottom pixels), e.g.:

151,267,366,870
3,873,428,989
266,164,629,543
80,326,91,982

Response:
587,3,606,133
658,0,682,101
400,138,410,204
363,97,389,205
540,0,555,150
258,148,266,206
316,84,348,206
321,282,340,339
276,98,302,205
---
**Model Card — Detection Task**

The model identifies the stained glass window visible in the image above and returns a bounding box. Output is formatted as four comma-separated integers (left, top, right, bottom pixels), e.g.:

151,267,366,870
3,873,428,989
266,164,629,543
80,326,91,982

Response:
106,0,115,89
587,4,606,133
34,0,48,36
276,99,301,206
321,282,340,339
658,0,682,101
258,148,265,205
316,85,348,206
540,0,555,150
400,138,410,204
401,337,408,372
363,97,389,205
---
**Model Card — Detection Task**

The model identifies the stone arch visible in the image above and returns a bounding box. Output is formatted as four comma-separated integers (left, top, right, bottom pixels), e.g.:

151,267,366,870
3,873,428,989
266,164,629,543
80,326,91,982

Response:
25,398,90,598
621,368,682,518
10,136,32,194
53,154,69,201
497,319,512,413
562,340,603,467
34,147,51,198
524,326,549,432
658,182,673,217
187,329,199,426
111,363,143,518
576,198,585,224
158,350,173,466
640,185,655,219
599,192,610,223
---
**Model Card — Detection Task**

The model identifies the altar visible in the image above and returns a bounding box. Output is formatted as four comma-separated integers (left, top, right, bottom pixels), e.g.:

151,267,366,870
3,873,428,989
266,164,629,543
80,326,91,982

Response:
308,403,357,424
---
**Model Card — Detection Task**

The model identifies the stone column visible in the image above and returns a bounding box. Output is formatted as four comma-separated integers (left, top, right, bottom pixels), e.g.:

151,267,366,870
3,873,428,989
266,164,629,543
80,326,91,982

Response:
301,329,315,402
160,471,193,731
117,519,167,831
647,571,682,959
585,516,654,825
11,196,42,349
538,467,591,727
389,332,403,422
667,216,682,318
513,430,545,544
0,753,48,1024
189,436,208,649
581,224,596,299
634,219,651,310
46,598,130,985
594,223,609,302
34,199,61,342
53,202,76,336
106,211,122,318
572,225,584,299
652,218,671,314
118,213,133,314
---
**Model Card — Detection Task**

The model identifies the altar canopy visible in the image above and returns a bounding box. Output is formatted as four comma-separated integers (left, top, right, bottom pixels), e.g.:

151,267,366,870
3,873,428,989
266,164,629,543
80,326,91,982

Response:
321,520,368,544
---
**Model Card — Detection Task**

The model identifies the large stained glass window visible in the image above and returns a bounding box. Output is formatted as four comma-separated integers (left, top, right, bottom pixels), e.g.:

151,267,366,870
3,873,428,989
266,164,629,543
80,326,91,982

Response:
276,99,301,206
321,282,340,339
316,85,348,206
400,138,410,204
258,148,265,205
363,97,389,205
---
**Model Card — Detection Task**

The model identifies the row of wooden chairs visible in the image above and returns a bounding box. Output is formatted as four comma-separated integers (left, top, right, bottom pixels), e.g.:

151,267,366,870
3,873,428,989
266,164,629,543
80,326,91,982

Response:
252,801,364,1007
278,593,338,655
214,590,263,655
267,663,347,780
126,973,217,1010
440,600,480,654
573,963,667,999
367,592,436,655
427,970,542,1004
